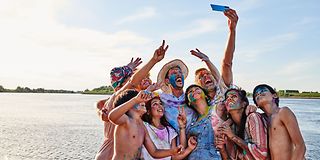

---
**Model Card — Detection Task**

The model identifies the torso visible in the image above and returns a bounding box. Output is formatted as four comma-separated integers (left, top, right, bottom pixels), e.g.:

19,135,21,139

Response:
187,115,221,160
113,119,146,160
269,108,293,160
160,93,196,132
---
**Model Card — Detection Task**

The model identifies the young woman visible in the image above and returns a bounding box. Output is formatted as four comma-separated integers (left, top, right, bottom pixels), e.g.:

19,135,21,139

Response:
141,93,197,160
185,84,221,159
218,86,269,160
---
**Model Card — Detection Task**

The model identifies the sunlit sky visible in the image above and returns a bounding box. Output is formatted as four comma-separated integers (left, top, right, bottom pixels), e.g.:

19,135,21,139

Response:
1,0,319,92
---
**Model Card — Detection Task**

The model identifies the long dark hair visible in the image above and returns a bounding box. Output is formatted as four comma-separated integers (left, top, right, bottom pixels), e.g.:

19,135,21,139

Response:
141,96,171,127
224,88,249,140
185,84,211,115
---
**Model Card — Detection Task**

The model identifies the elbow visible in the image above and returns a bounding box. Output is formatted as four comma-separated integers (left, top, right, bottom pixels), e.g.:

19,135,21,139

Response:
299,143,307,155
107,112,116,123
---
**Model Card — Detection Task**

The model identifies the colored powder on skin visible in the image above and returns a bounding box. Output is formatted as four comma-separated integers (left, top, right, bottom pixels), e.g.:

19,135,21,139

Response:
133,104,139,109
188,93,197,103
169,74,177,88
169,74,184,89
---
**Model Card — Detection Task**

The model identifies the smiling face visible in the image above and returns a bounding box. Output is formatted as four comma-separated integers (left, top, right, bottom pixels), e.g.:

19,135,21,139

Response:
225,90,243,112
165,66,184,89
149,98,164,118
138,77,152,90
195,69,217,92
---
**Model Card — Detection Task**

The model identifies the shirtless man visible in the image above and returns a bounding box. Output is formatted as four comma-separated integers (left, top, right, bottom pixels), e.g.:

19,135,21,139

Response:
108,89,182,159
253,84,306,160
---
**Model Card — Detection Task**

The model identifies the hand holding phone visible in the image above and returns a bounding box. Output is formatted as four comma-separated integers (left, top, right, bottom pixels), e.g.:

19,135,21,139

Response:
210,4,229,12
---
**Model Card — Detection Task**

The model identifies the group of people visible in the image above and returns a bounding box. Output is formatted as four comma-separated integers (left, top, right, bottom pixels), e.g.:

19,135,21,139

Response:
94,8,306,160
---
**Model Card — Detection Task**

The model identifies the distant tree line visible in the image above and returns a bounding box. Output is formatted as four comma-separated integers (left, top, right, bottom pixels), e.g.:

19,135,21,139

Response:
247,89,320,98
82,85,114,95
0,85,77,94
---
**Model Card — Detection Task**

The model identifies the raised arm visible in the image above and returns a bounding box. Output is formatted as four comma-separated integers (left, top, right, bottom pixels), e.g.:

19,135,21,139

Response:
190,49,227,91
108,90,152,125
281,107,306,160
129,40,168,88
221,9,238,87
177,105,187,148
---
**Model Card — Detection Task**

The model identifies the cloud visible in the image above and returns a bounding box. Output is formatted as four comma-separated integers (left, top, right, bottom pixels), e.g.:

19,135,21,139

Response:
0,0,151,90
115,7,156,25
164,18,221,41
238,32,298,62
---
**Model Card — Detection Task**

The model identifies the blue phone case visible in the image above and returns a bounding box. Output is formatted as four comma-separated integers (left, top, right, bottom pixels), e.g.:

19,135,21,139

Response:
210,4,229,12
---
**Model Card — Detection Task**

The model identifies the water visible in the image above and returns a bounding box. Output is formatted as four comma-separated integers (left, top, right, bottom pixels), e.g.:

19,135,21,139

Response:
0,94,319,159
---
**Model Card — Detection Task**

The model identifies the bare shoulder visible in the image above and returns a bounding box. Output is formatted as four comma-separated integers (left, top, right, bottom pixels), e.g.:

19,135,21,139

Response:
279,107,295,116
279,106,297,122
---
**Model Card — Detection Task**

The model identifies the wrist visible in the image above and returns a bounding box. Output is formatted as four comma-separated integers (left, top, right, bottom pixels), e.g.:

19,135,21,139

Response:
179,125,186,129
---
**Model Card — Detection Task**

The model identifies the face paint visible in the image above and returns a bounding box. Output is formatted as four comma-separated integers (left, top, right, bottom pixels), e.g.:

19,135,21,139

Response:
225,90,242,111
188,92,196,103
133,104,139,109
254,87,270,98
187,87,206,104
169,74,178,88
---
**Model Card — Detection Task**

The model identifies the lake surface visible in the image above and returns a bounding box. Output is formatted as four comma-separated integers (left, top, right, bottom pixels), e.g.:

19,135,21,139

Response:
0,93,319,159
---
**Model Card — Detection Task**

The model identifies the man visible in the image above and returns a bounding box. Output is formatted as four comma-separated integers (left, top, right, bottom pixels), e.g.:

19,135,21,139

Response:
253,84,306,160
95,40,168,160
190,8,238,105
157,59,196,132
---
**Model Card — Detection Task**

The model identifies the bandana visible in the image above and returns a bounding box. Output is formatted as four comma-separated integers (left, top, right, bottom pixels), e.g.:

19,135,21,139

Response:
110,66,133,89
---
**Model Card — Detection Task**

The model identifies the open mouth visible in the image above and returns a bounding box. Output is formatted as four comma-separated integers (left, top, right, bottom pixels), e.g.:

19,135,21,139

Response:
176,77,182,83
205,79,213,85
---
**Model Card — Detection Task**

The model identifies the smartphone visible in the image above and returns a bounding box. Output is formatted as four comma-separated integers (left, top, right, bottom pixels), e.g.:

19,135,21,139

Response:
210,4,229,12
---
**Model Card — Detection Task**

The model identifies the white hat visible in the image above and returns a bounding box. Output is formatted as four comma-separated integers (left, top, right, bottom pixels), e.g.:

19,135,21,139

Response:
157,59,188,93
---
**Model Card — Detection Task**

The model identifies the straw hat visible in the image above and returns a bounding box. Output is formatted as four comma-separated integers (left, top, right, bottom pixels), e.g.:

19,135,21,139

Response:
157,59,188,93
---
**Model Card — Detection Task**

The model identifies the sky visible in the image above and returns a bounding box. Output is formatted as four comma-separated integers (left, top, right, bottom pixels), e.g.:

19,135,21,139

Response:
0,0,319,92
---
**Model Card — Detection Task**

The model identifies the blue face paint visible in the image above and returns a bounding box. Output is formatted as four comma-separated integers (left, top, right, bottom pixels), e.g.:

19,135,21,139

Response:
133,104,139,109
169,74,177,88
169,74,184,89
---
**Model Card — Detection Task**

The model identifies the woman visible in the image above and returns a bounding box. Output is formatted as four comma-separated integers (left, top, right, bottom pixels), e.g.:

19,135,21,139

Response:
218,86,269,160
185,84,221,159
141,92,197,160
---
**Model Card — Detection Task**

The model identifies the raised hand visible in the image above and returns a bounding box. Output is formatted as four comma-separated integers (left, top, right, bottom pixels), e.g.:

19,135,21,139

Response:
135,90,153,103
177,105,187,128
152,40,169,63
188,136,198,150
190,48,209,62
127,57,142,71
218,124,235,139
224,9,238,31
146,83,161,92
